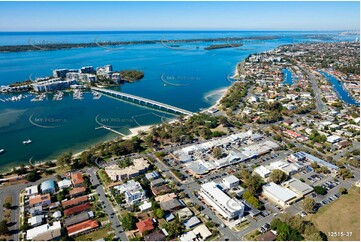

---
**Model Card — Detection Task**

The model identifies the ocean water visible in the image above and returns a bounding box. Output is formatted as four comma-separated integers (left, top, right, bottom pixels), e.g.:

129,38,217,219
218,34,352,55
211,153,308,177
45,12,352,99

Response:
0,31,356,171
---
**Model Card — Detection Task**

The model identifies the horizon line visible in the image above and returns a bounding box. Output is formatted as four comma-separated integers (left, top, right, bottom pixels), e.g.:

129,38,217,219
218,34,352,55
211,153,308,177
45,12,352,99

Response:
0,29,358,33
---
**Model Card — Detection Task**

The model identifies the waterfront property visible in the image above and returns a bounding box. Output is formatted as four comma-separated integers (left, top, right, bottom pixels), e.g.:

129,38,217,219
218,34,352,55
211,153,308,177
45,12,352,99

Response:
105,157,149,181
32,78,77,92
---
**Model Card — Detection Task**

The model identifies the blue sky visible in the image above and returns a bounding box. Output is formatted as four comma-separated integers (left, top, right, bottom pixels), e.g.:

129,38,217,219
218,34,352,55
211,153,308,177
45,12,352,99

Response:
0,1,359,31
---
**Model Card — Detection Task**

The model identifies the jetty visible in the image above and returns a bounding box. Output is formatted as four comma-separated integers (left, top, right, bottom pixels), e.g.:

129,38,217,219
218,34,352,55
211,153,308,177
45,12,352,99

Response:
95,126,127,136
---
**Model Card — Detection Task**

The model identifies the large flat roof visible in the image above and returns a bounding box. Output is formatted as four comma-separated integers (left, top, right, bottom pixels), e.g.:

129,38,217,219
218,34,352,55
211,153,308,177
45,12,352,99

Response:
284,178,314,196
263,182,298,202
301,152,339,170
201,181,243,212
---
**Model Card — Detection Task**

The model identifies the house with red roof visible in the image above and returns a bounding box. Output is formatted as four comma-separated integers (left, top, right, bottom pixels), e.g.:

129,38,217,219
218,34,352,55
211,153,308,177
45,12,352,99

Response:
64,203,91,216
69,187,86,198
66,219,99,237
71,172,84,188
136,218,155,235
61,195,88,208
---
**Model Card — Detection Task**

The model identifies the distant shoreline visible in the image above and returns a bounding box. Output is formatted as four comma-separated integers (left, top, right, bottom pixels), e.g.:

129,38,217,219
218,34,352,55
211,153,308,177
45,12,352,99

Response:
0,36,278,52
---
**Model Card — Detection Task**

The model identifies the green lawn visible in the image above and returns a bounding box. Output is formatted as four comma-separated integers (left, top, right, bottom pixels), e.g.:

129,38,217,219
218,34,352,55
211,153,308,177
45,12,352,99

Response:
310,186,360,241
75,226,113,241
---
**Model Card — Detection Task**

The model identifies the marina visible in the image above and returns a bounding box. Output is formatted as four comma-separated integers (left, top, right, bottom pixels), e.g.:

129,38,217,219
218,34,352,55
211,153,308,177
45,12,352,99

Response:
73,90,84,100
53,91,64,101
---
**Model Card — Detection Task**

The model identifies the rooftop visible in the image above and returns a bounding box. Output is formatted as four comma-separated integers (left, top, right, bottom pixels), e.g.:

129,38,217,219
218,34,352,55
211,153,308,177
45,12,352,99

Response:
144,230,166,241
71,172,84,185
183,216,201,229
283,178,314,196
40,180,56,192
67,219,99,237
63,202,91,216
69,187,86,196
61,195,88,208
64,211,94,227
223,175,239,184
29,194,51,206
26,221,61,240
201,181,244,212
136,218,154,233
263,182,298,202
25,185,39,196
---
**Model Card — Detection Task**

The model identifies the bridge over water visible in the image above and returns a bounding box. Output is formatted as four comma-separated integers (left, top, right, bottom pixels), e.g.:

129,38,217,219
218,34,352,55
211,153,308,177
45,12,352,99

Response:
92,87,194,116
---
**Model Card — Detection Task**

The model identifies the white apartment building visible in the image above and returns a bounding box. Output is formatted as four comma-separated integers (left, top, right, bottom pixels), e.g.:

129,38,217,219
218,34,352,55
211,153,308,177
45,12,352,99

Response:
114,180,146,205
200,181,244,221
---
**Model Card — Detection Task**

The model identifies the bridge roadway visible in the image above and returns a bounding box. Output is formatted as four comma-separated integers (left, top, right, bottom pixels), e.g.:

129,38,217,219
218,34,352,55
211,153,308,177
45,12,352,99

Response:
92,87,194,116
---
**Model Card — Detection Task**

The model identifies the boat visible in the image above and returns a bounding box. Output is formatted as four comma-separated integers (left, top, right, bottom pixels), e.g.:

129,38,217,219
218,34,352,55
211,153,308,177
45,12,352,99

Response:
53,91,64,101
23,139,32,145
0,149,4,154
73,90,84,100
92,91,101,100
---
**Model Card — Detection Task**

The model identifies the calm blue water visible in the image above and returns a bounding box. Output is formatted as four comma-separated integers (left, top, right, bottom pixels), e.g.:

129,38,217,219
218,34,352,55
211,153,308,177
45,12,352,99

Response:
318,71,360,106
0,31,355,171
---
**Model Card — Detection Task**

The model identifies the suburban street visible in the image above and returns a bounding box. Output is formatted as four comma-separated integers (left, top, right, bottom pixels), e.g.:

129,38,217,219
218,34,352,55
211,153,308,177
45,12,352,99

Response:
87,168,128,241
0,176,51,241
305,70,326,113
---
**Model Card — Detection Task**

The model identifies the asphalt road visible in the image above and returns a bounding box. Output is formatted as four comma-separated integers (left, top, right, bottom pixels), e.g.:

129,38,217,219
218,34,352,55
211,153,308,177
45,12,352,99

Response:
306,70,326,112
0,176,50,240
87,168,128,241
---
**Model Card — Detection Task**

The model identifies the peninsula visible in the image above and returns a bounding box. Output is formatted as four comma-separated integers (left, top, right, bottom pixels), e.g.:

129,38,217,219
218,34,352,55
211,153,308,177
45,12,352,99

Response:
0,36,278,52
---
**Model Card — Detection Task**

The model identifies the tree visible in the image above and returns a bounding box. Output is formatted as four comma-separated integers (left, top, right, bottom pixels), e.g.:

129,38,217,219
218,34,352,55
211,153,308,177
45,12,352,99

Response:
305,232,324,241
57,191,65,202
212,147,222,159
3,202,11,209
121,213,137,231
243,190,261,209
270,218,282,230
79,151,96,166
337,168,353,180
314,186,327,195
336,161,344,168
269,169,288,184
155,208,165,219
302,197,315,213
163,215,185,238
57,151,72,166
25,171,41,182
243,174,263,194
0,220,9,236
338,187,348,195
179,192,186,199
20,223,30,232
